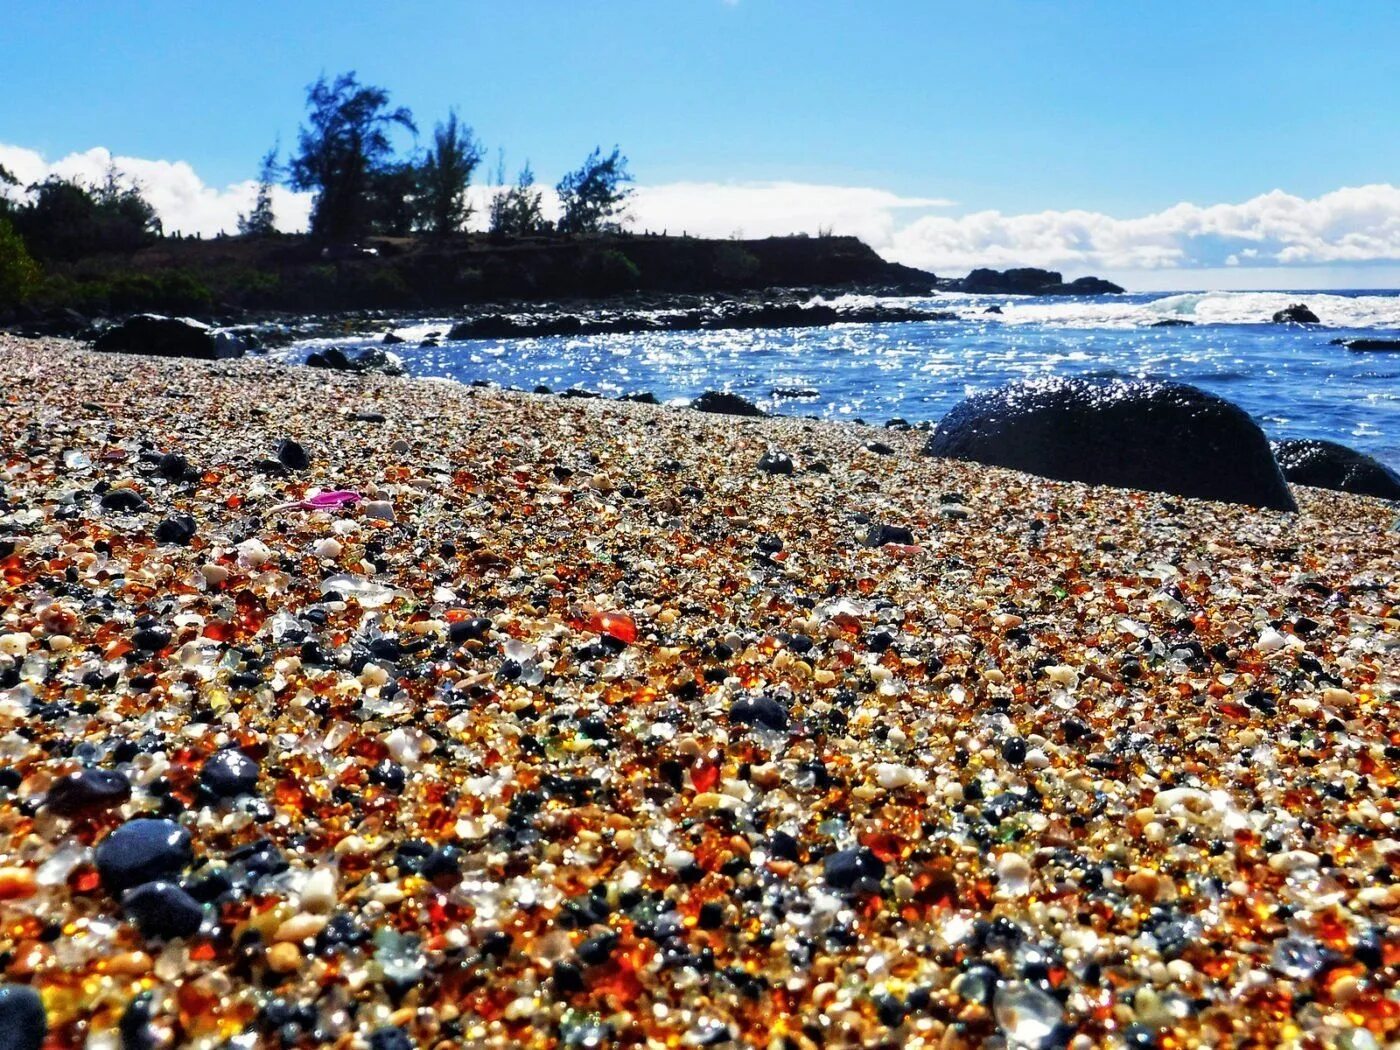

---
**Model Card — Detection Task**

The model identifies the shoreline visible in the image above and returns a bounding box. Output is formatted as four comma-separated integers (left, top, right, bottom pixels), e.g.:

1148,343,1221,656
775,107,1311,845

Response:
1,335,1398,1047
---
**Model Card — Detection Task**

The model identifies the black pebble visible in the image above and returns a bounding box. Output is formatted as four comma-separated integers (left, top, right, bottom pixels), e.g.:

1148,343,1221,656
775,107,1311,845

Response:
757,451,795,476
865,523,914,547
100,489,147,512
823,847,885,891
0,984,46,1050
122,880,204,939
367,1027,414,1050
96,818,193,893
154,515,197,545
1002,737,1027,765
729,695,789,731
201,749,260,798
275,439,310,470
156,452,191,480
45,768,131,816
449,617,492,643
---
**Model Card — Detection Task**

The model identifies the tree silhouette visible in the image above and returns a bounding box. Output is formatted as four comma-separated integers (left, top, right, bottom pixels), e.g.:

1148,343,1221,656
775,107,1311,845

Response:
288,72,417,240
490,161,548,237
238,143,280,236
416,111,484,236
556,147,632,235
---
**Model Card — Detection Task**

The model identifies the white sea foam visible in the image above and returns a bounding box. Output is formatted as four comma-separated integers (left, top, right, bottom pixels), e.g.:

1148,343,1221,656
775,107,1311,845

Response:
915,290,1400,329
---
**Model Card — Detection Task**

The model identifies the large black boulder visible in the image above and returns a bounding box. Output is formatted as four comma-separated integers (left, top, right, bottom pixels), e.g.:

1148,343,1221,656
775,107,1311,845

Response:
1272,439,1400,500
93,315,245,359
923,378,1297,510
1272,303,1320,324
0,984,46,1050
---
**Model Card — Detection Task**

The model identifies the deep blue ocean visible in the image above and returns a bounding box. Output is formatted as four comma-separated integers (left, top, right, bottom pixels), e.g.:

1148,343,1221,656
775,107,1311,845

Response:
284,289,1400,470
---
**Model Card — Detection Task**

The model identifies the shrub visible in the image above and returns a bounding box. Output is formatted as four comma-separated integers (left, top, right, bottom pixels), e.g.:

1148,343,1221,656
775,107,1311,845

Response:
0,216,41,306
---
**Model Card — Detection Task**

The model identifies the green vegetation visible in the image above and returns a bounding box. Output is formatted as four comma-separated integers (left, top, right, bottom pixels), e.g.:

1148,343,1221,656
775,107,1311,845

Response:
0,215,41,306
8,167,160,262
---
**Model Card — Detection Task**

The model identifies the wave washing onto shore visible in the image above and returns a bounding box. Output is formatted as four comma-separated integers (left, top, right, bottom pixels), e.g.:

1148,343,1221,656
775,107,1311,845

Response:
855,289,1400,329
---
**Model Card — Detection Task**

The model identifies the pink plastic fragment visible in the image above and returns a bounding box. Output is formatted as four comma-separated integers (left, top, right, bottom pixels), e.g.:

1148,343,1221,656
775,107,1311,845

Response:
300,490,362,509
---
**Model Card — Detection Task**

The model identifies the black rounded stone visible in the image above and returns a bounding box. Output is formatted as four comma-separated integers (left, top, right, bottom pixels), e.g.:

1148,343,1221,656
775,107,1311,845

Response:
154,515,197,545
200,749,260,798
1001,737,1028,765
0,984,46,1050
100,489,147,513
45,768,131,816
729,694,789,731
121,880,204,939
757,451,795,476
275,438,310,470
823,847,886,890
1272,438,1400,500
924,378,1297,511
865,523,915,547
96,818,193,894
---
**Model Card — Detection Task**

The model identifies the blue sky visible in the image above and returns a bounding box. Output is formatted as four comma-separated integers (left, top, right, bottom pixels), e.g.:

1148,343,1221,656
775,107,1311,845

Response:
2,1,1399,287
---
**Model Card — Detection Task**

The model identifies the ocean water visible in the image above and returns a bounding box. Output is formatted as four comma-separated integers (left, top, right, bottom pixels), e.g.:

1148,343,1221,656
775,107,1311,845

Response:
282,289,1400,469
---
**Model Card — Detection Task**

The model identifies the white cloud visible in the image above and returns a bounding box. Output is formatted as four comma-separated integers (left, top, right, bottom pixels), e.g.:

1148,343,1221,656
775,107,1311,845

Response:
0,144,311,236
4,142,1400,286
883,185,1400,275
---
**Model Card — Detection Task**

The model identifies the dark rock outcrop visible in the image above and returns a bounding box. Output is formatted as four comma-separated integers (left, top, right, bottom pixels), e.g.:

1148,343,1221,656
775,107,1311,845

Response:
940,268,1124,296
305,346,405,375
1149,318,1195,327
1272,439,1400,500
93,315,246,359
445,301,954,342
692,391,765,417
1272,303,1320,324
1335,337,1400,352
923,378,1297,510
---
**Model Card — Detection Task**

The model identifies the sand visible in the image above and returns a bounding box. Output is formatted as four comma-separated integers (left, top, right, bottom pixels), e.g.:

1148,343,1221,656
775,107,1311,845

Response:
0,334,1397,1048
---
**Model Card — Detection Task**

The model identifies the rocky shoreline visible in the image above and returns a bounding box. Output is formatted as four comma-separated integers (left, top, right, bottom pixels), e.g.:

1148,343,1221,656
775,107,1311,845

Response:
0,334,1398,1047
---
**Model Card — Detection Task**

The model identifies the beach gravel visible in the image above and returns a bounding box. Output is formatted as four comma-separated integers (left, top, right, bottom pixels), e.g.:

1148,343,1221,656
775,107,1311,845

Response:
0,334,1397,1047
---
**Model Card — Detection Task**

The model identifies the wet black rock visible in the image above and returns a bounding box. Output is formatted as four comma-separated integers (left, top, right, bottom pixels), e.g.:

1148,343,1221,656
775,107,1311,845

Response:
0,984,46,1050
823,847,886,890
96,818,194,893
757,451,795,476
864,523,915,547
1149,318,1195,327
93,315,246,360
154,514,197,545
305,346,405,375
275,438,310,470
1272,302,1320,324
1336,337,1400,352
99,489,147,513
1272,438,1400,500
692,391,765,417
121,880,204,939
923,378,1297,511
729,694,789,731
45,768,131,816
619,391,661,404
201,749,260,798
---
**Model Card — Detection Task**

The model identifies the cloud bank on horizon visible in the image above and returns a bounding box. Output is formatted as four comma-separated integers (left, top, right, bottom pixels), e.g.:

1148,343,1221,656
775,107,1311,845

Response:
4,143,1399,284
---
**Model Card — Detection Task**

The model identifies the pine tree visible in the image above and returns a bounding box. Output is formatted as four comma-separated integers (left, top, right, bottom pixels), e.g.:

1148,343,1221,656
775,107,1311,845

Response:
238,144,280,236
